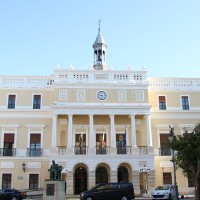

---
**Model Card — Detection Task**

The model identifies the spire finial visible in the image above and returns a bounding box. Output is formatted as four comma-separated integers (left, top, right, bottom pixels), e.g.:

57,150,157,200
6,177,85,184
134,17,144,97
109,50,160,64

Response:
98,19,101,33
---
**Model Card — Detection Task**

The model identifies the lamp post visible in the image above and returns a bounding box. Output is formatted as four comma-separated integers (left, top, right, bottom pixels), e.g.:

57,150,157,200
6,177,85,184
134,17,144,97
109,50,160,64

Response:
169,125,179,200
139,165,150,194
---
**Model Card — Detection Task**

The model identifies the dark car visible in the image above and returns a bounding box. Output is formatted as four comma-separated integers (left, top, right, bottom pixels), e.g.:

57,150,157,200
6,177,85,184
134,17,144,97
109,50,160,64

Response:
80,182,135,200
0,189,27,200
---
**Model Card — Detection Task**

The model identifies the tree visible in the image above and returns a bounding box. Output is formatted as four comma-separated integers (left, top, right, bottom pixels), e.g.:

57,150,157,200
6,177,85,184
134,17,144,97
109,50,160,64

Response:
168,123,200,200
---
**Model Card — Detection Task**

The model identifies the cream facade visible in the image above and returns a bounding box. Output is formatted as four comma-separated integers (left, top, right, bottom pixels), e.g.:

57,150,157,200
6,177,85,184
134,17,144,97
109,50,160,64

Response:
0,29,198,195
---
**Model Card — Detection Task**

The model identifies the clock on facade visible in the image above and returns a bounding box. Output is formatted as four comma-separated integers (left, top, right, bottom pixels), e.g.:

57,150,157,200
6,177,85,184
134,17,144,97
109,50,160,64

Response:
97,91,107,100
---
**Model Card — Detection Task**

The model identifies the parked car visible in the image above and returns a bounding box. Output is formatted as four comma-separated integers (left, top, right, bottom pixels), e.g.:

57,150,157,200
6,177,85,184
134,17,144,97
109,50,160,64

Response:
0,189,27,200
80,182,135,200
151,184,175,200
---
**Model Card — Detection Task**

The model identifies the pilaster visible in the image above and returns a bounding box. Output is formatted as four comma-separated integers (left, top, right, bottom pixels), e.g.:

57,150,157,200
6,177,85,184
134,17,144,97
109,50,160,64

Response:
132,170,140,195
51,114,57,155
88,171,96,189
66,171,73,195
110,170,117,182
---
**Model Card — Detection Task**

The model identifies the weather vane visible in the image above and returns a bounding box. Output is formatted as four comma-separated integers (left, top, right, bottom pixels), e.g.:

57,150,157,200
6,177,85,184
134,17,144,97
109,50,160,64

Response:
98,19,101,32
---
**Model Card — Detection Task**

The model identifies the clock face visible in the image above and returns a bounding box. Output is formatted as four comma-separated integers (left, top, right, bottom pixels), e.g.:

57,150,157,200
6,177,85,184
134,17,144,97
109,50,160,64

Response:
97,91,107,100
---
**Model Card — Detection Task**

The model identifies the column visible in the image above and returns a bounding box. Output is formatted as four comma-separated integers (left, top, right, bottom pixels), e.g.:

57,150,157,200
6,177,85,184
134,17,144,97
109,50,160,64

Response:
146,114,154,154
67,114,73,154
67,114,73,147
110,114,117,154
51,114,57,154
130,114,137,147
89,114,94,147
110,114,116,147
130,114,138,154
88,114,95,155
146,114,153,146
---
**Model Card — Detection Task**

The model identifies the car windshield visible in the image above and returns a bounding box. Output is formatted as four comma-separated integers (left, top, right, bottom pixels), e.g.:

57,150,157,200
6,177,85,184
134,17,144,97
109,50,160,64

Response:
155,186,170,190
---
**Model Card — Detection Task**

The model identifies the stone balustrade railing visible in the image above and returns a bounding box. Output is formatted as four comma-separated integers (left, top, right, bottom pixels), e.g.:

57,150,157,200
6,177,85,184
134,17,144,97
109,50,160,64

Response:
53,68,148,84
148,77,200,91
0,76,54,88
0,68,148,88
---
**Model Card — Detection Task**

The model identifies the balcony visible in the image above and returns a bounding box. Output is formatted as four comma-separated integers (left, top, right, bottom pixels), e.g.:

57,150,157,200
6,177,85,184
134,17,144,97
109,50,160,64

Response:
138,146,148,154
56,145,151,155
96,146,109,155
0,148,16,156
74,146,88,155
27,148,43,157
54,68,148,84
159,148,172,156
57,146,67,155
117,146,132,154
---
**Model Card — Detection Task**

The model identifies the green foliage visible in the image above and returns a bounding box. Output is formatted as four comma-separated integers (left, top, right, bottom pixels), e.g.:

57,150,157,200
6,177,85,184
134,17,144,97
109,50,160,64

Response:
168,123,200,179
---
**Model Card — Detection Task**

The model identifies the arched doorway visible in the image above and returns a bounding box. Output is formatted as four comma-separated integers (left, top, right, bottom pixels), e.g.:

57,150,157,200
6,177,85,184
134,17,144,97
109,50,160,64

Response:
96,166,109,184
74,165,87,194
118,166,129,182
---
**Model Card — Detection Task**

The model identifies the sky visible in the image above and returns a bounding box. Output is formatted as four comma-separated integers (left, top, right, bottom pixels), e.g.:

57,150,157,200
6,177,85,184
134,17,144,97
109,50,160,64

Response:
0,0,200,78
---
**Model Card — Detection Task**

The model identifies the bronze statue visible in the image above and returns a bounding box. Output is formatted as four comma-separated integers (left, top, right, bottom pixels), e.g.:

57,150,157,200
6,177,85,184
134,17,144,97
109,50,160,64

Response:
48,160,63,180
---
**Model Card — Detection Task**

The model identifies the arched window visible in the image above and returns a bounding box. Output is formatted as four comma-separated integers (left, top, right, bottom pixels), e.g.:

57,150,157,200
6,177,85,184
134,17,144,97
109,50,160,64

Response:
96,166,108,184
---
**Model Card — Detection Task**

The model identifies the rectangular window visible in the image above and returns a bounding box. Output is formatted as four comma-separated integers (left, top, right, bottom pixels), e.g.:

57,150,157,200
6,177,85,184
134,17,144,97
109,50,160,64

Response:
163,172,172,184
116,134,126,154
96,133,106,154
3,133,15,156
160,134,171,156
8,95,16,109
75,134,86,155
33,95,41,109
182,96,189,110
159,96,166,110
2,174,12,189
29,134,41,157
29,174,39,189
188,177,195,187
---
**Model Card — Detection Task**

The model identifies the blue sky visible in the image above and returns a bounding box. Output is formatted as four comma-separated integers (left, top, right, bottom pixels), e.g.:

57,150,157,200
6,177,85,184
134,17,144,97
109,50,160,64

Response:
0,0,200,77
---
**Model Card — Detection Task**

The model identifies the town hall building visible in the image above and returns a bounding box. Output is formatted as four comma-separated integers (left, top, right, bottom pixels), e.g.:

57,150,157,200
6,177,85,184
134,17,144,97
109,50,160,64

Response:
0,26,198,196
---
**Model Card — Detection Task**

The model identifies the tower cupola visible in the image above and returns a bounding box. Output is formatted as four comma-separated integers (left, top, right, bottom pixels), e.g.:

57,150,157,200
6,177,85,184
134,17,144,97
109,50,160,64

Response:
93,21,107,70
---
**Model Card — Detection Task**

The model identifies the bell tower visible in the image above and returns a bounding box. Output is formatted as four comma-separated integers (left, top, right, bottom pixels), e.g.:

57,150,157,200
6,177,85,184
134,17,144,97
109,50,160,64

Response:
93,21,107,70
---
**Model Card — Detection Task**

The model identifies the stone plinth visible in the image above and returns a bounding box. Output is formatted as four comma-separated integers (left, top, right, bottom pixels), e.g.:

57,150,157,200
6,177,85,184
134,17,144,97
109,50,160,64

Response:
43,180,65,200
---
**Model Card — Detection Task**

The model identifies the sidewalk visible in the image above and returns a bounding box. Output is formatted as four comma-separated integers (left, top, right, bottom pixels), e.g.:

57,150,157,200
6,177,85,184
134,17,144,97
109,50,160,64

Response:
26,194,195,200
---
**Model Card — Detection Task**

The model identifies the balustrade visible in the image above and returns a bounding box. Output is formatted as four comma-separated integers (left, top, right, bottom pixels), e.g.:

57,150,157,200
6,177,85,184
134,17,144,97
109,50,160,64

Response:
26,148,43,157
0,148,16,156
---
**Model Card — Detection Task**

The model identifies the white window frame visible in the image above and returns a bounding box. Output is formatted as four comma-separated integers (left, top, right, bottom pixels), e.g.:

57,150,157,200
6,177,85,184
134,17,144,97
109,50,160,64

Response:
7,93,17,109
32,93,42,109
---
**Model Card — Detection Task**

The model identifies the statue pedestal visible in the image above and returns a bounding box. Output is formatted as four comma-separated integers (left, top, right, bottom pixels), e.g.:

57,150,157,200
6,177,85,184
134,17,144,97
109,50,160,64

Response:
43,180,65,200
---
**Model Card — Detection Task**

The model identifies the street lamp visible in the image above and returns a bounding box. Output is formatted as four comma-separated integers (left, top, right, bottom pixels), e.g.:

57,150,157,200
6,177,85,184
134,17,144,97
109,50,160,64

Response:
139,165,150,194
22,163,26,172
169,125,179,200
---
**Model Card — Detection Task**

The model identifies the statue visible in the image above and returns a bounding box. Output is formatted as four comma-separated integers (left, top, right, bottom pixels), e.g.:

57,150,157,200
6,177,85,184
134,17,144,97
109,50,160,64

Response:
48,160,63,180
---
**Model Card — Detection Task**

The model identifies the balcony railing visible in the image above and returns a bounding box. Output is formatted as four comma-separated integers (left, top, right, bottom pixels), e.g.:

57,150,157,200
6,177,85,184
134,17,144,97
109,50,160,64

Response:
159,148,172,156
74,146,88,155
96,146,110,155
117,146,132,154
57,146,67,155
57,145,150,155
27,148,43,157
0,148,16,156
138,146,148,154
